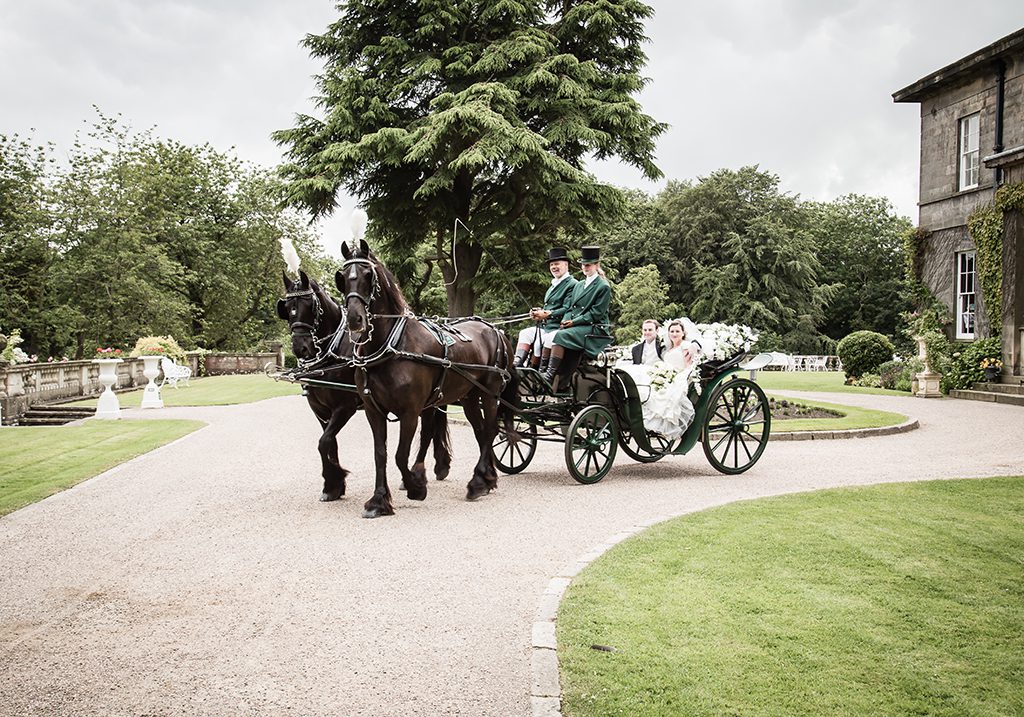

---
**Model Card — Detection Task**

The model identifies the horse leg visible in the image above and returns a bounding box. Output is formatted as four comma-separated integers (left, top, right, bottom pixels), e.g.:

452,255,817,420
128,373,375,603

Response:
362,407,394,518
421,409,451,481
463,397,493,501
397,410,428,502
318,401,357,501
479,395,501,490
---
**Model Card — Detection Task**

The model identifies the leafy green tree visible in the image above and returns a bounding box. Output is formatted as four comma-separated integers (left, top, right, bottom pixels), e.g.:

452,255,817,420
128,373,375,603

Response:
0,134,56,356
807,194,911,340
614,264,676,342
275,0,665,316
658,167,836,335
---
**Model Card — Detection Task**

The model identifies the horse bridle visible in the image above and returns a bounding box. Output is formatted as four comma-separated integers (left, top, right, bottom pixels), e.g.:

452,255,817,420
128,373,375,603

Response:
341,257,382,346
285,287,327,364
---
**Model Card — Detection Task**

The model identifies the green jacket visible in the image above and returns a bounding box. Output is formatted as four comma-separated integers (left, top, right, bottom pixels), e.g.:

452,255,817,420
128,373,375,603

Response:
554,275,613,357
541,276,578,331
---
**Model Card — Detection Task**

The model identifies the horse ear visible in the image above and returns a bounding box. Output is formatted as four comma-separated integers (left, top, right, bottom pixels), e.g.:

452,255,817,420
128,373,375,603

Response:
276,299,289,321
334,269,345,293
282,271,292,290
298,269,309,289
341,241,352,260
360,238,370,257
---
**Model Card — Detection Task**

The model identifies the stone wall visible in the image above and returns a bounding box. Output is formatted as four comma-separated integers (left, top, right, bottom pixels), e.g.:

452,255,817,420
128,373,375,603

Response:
203,352,280,375
922,226,992,339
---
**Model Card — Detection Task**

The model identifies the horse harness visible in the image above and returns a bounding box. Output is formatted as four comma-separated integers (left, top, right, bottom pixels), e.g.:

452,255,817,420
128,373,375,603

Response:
340,256,513,417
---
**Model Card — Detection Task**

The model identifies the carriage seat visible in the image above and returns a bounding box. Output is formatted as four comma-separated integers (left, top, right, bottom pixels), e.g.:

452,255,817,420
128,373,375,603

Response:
160,357,192,388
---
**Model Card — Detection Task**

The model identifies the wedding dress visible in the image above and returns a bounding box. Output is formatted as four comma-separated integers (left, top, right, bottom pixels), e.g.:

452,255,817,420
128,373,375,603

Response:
617,343,698,440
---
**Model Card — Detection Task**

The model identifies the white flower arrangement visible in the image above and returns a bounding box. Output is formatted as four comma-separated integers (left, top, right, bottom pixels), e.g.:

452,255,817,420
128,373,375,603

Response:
693,322,759,361
648,363,678,391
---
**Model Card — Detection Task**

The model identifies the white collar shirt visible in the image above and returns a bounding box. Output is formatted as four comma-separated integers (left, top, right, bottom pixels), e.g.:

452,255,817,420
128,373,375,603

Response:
641,339,659,365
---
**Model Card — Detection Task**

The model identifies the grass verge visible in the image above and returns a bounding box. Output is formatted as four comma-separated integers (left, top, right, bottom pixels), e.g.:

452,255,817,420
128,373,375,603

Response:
559,477,1024,717
0,419,204,516
756,370,909,396
767,394,908,432
69,373,301,408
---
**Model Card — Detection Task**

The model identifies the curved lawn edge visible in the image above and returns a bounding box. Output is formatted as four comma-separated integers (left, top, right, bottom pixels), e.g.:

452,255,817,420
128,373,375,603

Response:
540,477,1024,717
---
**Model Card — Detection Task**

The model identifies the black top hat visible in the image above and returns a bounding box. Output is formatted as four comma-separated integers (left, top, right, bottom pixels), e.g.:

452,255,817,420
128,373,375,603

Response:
546,246,570,264
580,245,601,263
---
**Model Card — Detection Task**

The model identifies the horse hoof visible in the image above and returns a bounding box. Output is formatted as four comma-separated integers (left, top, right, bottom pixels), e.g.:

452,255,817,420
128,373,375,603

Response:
320,489,343,502
407,487,427,502
362,507,384,518
434,467,450,481
465,486,491,502
399,482,407,491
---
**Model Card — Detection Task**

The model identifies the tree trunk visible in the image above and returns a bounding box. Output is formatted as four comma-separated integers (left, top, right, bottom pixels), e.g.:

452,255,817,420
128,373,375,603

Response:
442,239,483,318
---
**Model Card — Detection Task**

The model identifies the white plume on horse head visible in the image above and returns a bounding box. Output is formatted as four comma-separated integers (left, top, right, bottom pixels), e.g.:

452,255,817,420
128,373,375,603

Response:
350,208,368,251
279,236,301,277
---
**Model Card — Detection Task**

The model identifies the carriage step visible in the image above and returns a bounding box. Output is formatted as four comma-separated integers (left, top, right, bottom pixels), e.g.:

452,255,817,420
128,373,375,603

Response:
950,389,1024,406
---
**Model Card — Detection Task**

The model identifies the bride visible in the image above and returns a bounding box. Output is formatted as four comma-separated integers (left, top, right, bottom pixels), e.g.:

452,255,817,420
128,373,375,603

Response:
617,319,704,440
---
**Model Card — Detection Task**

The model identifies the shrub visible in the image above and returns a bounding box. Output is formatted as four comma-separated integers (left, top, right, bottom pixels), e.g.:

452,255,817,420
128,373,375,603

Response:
853,373,881,388
836,330,894,379
129,335,187,364
944,337,1002,391
876,358,924,392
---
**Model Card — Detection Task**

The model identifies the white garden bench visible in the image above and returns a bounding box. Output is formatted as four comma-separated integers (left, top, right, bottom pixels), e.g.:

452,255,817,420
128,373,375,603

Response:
160,357,192,388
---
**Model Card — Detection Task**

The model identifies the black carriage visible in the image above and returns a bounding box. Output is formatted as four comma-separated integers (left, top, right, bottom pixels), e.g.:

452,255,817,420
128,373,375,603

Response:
492,349,772,484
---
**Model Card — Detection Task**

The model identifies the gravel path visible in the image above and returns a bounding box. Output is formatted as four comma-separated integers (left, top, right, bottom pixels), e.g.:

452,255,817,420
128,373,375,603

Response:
1,392,1022,716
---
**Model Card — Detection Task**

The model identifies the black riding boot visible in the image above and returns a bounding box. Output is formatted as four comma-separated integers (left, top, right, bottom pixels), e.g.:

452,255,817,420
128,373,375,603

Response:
541,355,561,385
513,348,529,367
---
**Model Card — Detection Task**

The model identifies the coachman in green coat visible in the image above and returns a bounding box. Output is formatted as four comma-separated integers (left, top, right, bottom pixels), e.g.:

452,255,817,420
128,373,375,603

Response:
513,247,578,369
542,245,613,388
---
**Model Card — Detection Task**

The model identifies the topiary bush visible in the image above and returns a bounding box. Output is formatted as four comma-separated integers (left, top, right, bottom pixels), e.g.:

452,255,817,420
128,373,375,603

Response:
852,373,881,388
944,337,1002,391
836,330,895,379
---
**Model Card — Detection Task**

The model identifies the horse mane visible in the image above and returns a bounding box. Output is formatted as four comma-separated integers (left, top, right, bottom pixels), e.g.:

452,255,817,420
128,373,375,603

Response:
366,249,411,315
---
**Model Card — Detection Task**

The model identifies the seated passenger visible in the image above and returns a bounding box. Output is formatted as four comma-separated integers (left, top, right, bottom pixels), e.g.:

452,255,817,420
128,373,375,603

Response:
513,247,577,369
632,319,663,365
618,318,707,440
542,245,613,388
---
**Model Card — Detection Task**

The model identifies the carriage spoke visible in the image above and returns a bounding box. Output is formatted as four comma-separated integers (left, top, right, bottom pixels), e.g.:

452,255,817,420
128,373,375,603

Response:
711,429,731,453
737,431,754,461
735,386,752,421
707,422,731,432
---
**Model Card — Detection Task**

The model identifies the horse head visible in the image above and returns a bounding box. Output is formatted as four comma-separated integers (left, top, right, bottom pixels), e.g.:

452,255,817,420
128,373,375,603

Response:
337,238,379,343
277,269,335,363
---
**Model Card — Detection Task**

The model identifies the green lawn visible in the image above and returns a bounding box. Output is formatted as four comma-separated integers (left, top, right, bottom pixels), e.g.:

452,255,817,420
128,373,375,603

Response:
768,394,908,432
0,419,204,516
559,477,1024,717
756,370,909,396
69,373,302,408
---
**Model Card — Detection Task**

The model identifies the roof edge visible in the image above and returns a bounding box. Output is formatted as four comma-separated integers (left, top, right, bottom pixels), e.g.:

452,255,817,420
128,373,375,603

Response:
893,27,1024,104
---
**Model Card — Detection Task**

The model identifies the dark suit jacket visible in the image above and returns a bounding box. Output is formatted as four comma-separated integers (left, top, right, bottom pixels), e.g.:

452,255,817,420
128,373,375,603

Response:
631,340,664,364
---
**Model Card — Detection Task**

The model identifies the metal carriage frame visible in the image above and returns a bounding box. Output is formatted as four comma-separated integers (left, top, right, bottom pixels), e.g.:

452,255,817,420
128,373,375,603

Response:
492,351,772,484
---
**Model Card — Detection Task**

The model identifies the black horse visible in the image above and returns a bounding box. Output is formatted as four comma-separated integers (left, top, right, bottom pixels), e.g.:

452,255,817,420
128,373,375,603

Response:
336,239,519,518
276,270,451,501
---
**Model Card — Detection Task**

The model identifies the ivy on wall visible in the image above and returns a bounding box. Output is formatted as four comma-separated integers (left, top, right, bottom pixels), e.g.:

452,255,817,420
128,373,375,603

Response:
967,180,1024,332
902,226,932,303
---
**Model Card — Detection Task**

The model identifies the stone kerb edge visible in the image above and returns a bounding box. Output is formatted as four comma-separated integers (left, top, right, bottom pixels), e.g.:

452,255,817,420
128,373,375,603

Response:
530,520,676,717
770,417,919,441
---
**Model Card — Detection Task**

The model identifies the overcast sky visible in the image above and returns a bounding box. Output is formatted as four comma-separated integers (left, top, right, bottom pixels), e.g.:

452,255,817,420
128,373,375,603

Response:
3,1,1023,256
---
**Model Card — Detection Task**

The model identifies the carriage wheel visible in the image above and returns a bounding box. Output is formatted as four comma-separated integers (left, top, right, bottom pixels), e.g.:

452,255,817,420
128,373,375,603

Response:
701,377,771,475
493,419,537,475
619,429,674,463
565,405,618,484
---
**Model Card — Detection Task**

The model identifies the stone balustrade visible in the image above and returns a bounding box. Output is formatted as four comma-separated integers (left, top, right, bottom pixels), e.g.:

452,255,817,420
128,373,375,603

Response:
0,343,284,424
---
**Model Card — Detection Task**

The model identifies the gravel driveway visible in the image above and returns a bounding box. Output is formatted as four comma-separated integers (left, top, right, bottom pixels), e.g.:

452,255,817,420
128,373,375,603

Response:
1,391,1021,716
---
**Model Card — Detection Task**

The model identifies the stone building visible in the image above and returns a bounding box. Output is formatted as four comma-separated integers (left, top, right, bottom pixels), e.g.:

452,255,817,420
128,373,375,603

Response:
893,27,1024,378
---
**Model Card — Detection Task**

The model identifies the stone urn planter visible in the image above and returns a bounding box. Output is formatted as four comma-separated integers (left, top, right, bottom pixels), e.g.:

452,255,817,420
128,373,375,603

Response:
92,358,123,419
913,335,942,398
139,355,164,409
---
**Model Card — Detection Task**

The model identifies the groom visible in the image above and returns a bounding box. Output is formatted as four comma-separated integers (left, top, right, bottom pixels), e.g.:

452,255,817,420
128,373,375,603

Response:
631,319,663,365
